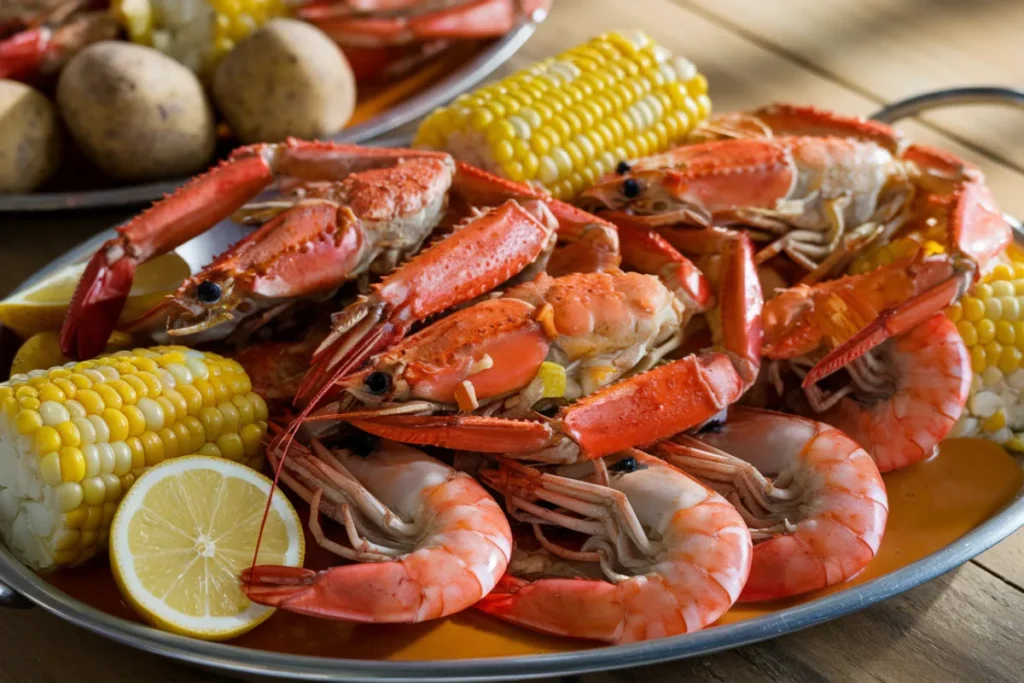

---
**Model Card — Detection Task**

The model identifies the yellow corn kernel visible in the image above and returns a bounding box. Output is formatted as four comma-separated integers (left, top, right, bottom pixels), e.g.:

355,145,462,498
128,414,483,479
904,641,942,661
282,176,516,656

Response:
199,406,224,441
976,319,997,345
102,408,130,442
39,452,62,486
240,423,264,460
140,431,165,467
962,296,985,322
218,402,241,437
217,433,245,461
81,477,106,507
158,427,179,461
122,404,146,437
997,320,1017,346
971,346,987,372
59,447,86,483
181,416,206,453
56,483,83,512
14,409,42,435
34,426,61,455
983,410,1007,433
999,346,1024,374
985,341,1003,368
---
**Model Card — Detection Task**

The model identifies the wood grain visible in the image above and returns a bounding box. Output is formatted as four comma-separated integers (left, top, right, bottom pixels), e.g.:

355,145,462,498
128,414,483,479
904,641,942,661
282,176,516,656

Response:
3,0,1024,681
681,0,1024,171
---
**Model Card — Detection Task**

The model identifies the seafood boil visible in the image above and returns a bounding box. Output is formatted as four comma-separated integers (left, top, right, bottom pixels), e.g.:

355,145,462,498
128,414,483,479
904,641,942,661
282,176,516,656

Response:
0,80,1017,651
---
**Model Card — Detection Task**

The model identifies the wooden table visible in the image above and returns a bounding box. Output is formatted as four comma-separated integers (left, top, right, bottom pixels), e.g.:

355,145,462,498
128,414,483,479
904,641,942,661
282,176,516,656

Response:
3,1,1024,681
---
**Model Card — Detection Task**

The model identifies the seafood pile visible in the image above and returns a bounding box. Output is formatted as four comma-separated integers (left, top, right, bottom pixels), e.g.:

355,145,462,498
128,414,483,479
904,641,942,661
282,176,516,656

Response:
0,102,1013,645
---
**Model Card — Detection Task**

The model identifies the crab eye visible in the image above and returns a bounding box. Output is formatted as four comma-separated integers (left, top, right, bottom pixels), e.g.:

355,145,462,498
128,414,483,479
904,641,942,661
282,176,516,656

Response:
364,371,393,396
622,178,641,198
347,432,378,458
610,456,637,473
196,281,222,304
615,160,632,175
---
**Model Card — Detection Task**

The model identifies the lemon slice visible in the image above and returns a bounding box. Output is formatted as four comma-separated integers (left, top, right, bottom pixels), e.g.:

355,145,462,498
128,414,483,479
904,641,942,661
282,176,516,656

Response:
0,252,190,338
110,456,304,641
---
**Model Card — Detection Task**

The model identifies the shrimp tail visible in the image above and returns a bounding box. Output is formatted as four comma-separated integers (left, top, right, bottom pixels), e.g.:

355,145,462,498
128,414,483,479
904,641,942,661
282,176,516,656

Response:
243,562,438,623
475,575,628,643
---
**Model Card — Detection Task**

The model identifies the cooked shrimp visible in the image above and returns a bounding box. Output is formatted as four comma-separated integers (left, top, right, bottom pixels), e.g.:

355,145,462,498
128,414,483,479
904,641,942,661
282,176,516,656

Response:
243,438,512,623
774,314,970,472
475,451,752,642
657,406,888,601
761,258,971,471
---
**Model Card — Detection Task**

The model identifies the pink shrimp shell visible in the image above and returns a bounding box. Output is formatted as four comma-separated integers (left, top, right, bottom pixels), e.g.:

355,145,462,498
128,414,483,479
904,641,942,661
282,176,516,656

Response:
822,314,970,472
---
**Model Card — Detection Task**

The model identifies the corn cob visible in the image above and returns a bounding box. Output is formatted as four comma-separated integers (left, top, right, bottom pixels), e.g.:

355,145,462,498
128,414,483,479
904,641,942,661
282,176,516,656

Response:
112,0,288,75
414,30,711,200
0,347,268,571
852,238,1024,452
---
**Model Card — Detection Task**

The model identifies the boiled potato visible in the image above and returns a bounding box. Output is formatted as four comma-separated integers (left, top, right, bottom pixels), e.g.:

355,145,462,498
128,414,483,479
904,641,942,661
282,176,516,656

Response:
56,41,215,182
213,19,355,144
0,80,61,193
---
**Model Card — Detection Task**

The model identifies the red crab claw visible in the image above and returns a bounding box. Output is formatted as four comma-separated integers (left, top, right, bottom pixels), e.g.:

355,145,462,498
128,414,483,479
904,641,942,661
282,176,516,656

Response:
60,140,453,359
294,198,559,404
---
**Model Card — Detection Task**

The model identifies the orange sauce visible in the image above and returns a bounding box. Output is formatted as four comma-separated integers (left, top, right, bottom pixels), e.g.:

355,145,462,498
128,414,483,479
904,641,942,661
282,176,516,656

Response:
44,438,1022,660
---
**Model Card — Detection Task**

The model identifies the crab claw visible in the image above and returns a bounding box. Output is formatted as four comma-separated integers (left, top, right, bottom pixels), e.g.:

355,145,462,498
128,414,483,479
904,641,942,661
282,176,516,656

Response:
59,242,139,361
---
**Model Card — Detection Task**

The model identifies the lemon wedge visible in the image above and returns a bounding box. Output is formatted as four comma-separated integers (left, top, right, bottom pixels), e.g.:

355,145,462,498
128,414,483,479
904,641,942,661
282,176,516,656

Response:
110,456,304,641
0,252,190,338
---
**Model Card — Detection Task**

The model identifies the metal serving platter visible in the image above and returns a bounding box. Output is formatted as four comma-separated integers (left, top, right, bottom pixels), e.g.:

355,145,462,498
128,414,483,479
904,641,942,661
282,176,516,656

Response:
2,87,1024,682
0,10,547,214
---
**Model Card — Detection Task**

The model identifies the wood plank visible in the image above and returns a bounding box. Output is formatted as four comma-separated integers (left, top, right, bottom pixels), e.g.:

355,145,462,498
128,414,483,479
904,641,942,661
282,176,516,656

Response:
580,564,1024,683
680,0,1024,171
0,604,237,683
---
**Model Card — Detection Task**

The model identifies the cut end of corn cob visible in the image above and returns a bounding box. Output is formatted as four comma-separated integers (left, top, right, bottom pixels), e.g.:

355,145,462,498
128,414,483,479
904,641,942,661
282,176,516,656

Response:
0,346,268,572
113,0,287,74
414,30,711,200
855,239,1024,451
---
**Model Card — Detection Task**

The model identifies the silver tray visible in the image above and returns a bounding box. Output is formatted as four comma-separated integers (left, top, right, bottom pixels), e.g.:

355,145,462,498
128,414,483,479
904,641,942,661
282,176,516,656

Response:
2,87,1024,682
0,11,546,214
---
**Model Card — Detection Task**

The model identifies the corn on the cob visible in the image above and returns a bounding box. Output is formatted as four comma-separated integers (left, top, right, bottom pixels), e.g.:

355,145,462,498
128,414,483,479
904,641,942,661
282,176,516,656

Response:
112,0,287,75
0,347,268,571
414,30,711,200
852,238,1024,452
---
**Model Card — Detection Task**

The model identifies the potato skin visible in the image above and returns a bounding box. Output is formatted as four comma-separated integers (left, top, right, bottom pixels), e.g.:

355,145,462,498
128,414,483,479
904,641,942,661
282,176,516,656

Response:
0,80,61,193
213,19,355,144
56,41,216,182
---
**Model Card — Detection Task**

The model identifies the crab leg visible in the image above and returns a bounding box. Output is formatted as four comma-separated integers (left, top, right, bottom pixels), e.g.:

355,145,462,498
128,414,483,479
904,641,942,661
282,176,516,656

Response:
304,0,551,47
60,140,453,359
614,219,711,310
691,102,907,153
